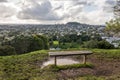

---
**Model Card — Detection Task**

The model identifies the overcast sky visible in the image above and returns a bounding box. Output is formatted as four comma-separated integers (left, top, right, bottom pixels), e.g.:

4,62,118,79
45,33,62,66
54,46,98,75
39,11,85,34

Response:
0,0,115,25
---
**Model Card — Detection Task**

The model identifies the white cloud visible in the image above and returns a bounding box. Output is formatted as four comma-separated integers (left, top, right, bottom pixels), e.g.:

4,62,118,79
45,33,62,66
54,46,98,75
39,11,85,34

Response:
0,4,16,18
17,0,63,21
0,0,115,24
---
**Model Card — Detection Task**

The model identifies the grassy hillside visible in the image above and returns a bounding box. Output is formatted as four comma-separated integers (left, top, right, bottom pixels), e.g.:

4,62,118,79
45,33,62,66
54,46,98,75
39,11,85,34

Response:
0,49,120,80
92,49,120,59
0,50,49,80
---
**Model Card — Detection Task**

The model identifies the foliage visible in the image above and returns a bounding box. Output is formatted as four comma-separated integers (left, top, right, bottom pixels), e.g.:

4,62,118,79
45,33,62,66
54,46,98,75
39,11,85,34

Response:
52,41,59,48
98,40,114,49
49,33,103,49
59,42,80,49
28,35,44,52
2,35,49,54
59,34,91,43
82,40,114,49
82,40,98,48
37,35,49,49
0,45,16,56
106,19,120,33
105,0,120,34
114,0,120,18
53,41,59,45
59,43,71,49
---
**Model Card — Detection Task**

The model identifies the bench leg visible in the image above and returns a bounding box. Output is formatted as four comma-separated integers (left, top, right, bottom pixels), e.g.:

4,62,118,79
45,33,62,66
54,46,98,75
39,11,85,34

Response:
55,56,57,66
83,55,86,64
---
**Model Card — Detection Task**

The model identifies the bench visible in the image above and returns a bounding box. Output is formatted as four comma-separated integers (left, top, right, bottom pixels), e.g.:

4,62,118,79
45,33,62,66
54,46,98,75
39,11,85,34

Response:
49,51,93,66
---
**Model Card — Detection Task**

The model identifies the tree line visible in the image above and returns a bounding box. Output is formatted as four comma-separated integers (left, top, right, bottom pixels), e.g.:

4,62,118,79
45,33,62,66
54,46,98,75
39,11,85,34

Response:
49,33,115,49
0,34,49,56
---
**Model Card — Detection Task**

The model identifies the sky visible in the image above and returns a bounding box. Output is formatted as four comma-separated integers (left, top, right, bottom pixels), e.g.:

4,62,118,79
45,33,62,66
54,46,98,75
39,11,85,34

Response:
0,0,116,25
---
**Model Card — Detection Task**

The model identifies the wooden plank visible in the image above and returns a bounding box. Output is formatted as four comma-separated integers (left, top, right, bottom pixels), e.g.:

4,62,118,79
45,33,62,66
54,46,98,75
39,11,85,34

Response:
49,51,92,57
83,55,86,64
55,56,57,66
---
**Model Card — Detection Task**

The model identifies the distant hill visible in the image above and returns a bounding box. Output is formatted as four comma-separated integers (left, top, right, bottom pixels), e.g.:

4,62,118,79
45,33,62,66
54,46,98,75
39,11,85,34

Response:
66,22,81,25
66,22,105,28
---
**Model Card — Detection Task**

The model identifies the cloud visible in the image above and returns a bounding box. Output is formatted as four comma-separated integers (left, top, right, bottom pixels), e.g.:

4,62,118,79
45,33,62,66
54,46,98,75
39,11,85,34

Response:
0,0,115,24
17,0,63,21
0,0,7,2
103,0,115,12
67,0,114,25
0,4,16,18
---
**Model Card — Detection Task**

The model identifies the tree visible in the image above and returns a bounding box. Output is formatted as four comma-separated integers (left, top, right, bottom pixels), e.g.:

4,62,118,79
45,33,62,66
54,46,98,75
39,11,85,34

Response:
98,40,114,49
28,35,44,52
114,0,120,19
0,45,16,56
82,40,114,49
106,19,120,33
37,35,49,49
10,35,31,54
82,40,98,48
105,0,120,34
2,35,49,54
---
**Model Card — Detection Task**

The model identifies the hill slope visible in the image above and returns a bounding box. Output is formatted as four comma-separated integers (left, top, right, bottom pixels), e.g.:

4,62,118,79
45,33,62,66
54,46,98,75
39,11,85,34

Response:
0,49,120,80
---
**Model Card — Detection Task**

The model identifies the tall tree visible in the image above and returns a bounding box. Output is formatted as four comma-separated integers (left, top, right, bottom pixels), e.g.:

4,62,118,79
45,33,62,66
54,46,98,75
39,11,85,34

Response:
114,0,120,19
105,0,120,35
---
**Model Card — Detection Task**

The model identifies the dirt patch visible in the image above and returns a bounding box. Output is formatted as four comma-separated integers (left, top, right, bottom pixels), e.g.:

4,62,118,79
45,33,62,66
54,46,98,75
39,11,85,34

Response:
57,54,120,79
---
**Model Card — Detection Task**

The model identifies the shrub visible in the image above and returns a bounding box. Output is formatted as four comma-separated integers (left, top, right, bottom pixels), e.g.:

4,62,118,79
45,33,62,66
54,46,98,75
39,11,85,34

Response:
82,40,98,48
2,35,49,54
82,40,115,49
98,40,114,49
0,45,16,56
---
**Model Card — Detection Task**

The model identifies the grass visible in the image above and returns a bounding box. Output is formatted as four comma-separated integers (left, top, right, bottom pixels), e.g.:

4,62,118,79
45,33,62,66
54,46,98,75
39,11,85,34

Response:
0,48,120,80
44,63,94,71
92,49,120,59
0,50,49,80
76,76,105,80
53,41,59,45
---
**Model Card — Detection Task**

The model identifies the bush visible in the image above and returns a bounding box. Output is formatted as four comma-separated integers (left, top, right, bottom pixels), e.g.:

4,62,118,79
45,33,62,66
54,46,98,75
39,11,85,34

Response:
82,40,99,48
2,35,49,54
98,40,114,49
28,35,44,52
59,43,71,49
82,40,115,49
0,45,16,56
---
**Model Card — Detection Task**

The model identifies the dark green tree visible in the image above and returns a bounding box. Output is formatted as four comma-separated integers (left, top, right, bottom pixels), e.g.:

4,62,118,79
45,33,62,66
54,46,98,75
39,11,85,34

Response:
82,40,98,48
28,35,44,52
37,35,49,49
2,35,49,54
10,35,31,54
82,40,114,49
98,40,114,49
0,45,16,56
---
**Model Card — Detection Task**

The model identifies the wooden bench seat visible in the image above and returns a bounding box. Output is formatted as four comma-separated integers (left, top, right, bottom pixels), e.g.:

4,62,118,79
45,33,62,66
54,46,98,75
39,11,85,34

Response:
49,51,93,66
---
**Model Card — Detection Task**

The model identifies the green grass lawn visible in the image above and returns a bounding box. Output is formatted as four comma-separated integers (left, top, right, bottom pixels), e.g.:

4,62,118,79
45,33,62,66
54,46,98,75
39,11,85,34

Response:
53,41,59,45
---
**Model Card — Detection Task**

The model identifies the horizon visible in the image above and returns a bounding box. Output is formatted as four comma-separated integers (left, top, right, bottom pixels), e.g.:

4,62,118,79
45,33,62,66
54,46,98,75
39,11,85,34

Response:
0,0,115,25
0,21,105,26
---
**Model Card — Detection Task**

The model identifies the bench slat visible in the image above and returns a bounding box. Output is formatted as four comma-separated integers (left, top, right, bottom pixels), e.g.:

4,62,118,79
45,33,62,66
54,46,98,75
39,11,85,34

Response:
49,51,93,57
